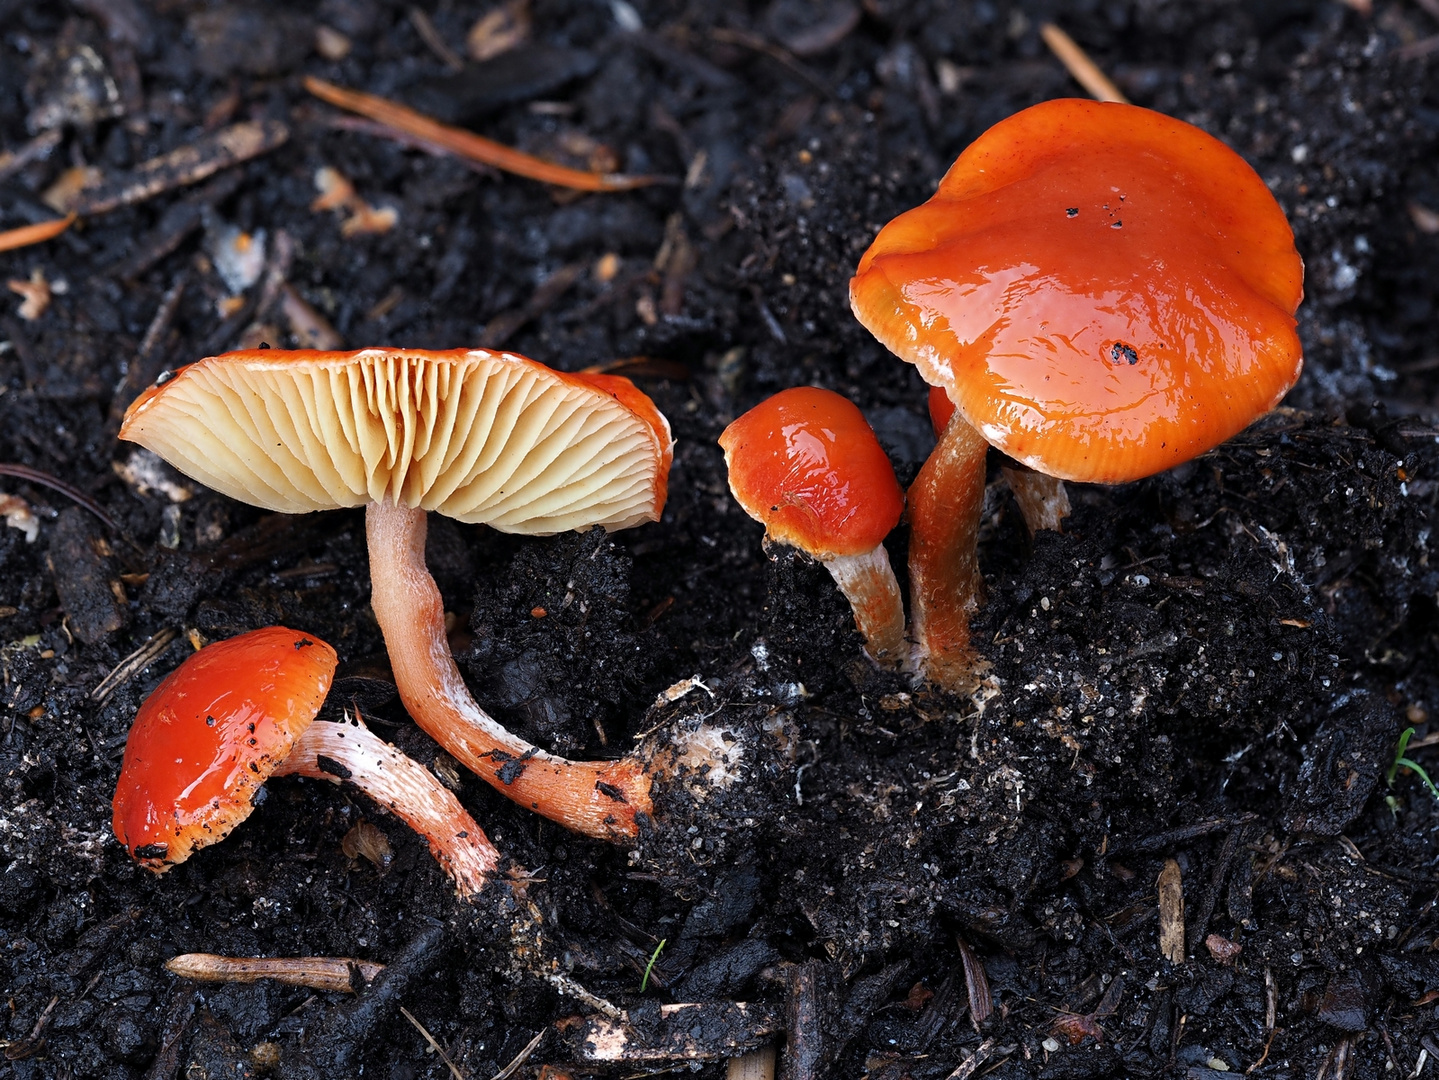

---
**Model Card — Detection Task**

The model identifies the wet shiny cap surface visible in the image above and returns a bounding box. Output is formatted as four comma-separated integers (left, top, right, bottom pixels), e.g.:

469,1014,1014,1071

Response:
112,627,337,873
851,98,1304,483
720,386,904,557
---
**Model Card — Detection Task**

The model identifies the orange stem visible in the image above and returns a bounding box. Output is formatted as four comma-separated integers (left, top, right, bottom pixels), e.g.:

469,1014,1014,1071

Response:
366,501,651,842
907,416,990,690
305,77,668,193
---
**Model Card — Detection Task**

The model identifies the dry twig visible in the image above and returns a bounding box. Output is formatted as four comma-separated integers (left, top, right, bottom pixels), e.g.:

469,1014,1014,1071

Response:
1040,23,1130,104
305,77,670,192
166,953,385,994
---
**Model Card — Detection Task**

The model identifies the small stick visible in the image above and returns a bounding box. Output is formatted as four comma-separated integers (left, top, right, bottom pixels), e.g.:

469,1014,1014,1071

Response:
0,212,76,254
399,1006,467,1080
408,7,465,70
164,953,385,994
1039,23,1130,104
63,121,289,215
0,462,127,540
491,1029,545,1080
90,627,179,703
305,76,671,192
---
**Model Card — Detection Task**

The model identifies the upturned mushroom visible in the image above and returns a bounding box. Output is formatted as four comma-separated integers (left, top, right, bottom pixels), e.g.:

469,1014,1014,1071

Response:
851,99,1304,689
112,626,500,896
720,387,906,667
120,347,673,843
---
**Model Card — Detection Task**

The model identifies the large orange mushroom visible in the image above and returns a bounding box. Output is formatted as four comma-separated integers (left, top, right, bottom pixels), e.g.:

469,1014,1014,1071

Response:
851,98,1304,690
120,348,673,843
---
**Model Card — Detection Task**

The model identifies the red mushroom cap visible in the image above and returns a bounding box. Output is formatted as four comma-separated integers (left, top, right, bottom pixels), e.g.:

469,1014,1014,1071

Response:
851,98,1304,484
719,386,903,559
112,627,337,872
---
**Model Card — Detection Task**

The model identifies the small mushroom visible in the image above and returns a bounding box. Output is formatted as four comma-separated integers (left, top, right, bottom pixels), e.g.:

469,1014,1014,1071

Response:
851,99,1304,690
111,626,500,897
720,387,906,668
120,348,673,843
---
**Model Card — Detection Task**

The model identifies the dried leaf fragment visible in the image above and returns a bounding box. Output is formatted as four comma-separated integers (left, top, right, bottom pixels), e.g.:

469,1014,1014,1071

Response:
341,820,393,869
467,0,530,61
7,268,51,320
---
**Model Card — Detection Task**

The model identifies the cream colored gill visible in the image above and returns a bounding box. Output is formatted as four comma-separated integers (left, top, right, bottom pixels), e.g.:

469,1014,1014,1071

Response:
123,349,663,532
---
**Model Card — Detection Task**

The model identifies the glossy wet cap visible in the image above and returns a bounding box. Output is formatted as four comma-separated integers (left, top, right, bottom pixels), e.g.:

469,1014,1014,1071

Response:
851,98,1304,484
112,627,337,873
719,386,903,558
120,348,673,535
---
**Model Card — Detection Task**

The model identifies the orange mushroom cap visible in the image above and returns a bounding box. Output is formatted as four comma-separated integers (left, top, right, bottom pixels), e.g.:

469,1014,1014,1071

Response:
851,98,1304,484
719,386,903,558
113,627,337,872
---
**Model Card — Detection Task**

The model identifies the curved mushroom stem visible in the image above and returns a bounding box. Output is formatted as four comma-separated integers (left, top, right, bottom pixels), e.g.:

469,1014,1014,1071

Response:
366,500,652,843
273,715,501,898
1000,465,1071,535
821,546,907,668
906,415,991,691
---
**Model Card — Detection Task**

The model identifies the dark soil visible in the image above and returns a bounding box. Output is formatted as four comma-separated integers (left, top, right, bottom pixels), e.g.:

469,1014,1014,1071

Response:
2,1,1438,1077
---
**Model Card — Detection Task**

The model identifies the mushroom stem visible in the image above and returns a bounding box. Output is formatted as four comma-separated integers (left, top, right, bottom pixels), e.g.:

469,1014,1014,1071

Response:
366,500,652,843
273,715,500,898
906,415,990,690
821,546,907,668
1000,466,1071,535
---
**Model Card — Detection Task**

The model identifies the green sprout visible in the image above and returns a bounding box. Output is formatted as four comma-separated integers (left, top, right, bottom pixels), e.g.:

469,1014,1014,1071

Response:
1386,727,1439,807
640,938,667,993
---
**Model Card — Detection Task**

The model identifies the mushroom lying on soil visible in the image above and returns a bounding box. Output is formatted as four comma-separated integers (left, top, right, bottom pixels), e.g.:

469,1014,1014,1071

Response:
120,347,709,844
112,626,500,896
851,98,1304,690
720,386,906,668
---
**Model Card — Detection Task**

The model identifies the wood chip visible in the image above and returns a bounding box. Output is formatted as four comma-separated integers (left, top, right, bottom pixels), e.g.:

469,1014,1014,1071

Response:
1157,858,1185,962
467,0,530,62
165,953,384,994
727,1045,776,1080
305,76,669,192
7,268,52,321
565,1001,782,1062
57,120,289,216
0,212,76,254
955,934,992,1024
1040,23,1130,104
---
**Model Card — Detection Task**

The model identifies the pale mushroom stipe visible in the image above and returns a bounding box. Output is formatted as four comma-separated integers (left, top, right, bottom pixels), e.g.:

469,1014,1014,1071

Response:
851,98,1305,690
